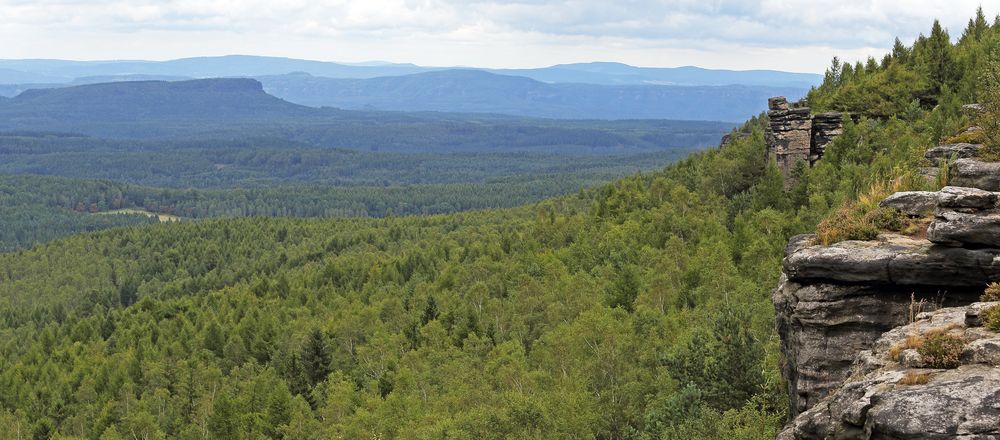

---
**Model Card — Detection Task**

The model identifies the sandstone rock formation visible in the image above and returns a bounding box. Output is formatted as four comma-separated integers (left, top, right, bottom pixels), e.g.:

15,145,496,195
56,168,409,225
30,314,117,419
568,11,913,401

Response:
925,143,982,166
765,97,843,186
772,101,1000,438
810,112,844,162
878,191,939,217
778,303,1000,439
776,184,1000,437
949,158,1000,191
775,232,984,417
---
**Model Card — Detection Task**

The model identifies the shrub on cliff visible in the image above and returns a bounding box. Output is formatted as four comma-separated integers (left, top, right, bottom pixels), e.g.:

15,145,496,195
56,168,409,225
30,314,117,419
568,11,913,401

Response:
917,330,965,369
982,282,1000,302
981,305,1000,332
815,179,912,244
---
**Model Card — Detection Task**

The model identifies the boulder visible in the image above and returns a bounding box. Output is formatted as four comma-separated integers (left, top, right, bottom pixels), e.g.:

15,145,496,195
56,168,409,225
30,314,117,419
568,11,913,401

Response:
950,159,1000,191
925,143,982,166
937,186,998,209
928,209,1000,247
879,191,939,217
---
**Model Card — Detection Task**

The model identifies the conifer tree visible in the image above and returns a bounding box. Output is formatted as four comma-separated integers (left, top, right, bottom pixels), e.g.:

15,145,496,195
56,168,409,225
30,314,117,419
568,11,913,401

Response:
924,20,956,93
301,328,332,387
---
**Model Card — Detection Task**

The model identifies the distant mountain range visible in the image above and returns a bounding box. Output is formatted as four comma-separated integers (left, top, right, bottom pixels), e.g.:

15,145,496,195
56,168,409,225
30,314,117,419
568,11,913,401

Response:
0,55,821,87
0,78,734,152
257,70,805,121
0,55,819,121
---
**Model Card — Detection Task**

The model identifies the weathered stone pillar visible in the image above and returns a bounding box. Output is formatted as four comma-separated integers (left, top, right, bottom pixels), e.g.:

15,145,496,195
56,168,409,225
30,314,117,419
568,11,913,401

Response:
765,97,843,187
766,97,812,186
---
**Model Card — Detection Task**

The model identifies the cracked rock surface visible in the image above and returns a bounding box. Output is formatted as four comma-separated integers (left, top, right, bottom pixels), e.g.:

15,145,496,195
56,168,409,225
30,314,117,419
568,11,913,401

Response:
778,304,1000,440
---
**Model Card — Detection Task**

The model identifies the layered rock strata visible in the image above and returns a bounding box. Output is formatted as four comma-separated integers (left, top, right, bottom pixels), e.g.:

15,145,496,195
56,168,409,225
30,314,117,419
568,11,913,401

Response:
950,158,1000,191
778,303,1000,439
776,186,1000,425
775,233,984,416
774,110,1000,438
765,97,843,186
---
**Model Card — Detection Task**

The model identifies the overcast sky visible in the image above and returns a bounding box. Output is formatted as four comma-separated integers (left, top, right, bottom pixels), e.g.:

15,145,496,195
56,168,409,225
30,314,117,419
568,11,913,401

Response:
1,0,994,73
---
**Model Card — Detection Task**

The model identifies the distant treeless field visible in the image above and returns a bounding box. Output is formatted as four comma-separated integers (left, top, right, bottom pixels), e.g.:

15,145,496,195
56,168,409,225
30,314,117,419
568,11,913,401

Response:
98,208,182,222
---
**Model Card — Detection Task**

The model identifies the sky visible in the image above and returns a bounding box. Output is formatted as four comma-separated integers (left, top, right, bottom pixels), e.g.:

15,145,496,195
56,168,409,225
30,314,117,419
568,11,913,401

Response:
1,0,995,73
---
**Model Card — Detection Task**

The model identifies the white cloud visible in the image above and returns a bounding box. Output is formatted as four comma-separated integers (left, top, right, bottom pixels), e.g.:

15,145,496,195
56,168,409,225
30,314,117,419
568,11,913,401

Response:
0,0,992,72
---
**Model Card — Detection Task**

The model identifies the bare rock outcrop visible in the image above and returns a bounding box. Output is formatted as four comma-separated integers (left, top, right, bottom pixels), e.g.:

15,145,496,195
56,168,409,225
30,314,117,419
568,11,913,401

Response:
776,184,1000,433
775,233,984,416
811,112,844,162
908,186,1000,248
949,159,1000,191
772,106,1000,438
925,143,982,166
778,303,1000,440
878,191,939,217
765,97,843,186
782,233,1000,287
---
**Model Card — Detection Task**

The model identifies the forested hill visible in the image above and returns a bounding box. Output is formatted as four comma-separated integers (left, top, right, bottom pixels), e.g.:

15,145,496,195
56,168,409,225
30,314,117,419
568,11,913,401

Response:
0,122,798,439
0,78,734,151
1,78,316,123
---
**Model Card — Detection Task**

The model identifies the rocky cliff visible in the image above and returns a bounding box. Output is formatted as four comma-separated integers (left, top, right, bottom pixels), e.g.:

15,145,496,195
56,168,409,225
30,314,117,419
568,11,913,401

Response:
765,97,843,186
774,135,1000,438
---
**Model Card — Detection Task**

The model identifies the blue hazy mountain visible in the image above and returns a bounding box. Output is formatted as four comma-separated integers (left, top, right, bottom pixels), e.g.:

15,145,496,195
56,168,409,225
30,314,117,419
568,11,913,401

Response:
0,67,67,84
0,56,817,121
494,62,820,87
0,56,435,82
0,74,192,98
0,78,314,124
0,55,820,87
257,70,805,122
0,78,734,152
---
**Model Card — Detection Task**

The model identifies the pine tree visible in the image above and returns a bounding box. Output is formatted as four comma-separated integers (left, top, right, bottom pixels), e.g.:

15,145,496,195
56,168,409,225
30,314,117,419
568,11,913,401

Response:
924,20,956,93
703,306,764,410
300,328,332,387
203,321,226,357
892,38,910,64
422,296,440,324
977,55,1000,157
208,391,240,440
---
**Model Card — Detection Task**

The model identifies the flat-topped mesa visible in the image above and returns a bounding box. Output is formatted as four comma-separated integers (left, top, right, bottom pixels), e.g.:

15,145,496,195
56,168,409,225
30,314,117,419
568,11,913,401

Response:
765,97,843,186
774,186,1000,422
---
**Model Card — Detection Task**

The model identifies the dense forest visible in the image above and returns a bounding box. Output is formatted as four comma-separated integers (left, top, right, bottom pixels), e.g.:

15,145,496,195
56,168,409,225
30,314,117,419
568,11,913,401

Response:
0,135,695,188
0,106,726,251
0,167,668,251
1,9,998,440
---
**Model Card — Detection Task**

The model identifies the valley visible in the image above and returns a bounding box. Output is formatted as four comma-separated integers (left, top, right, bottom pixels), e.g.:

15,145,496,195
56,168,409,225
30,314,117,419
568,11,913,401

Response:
1,5,994,439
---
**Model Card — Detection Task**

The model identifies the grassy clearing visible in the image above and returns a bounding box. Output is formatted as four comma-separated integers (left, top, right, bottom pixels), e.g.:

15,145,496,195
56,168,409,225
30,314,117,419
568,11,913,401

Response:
96,208,182,223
